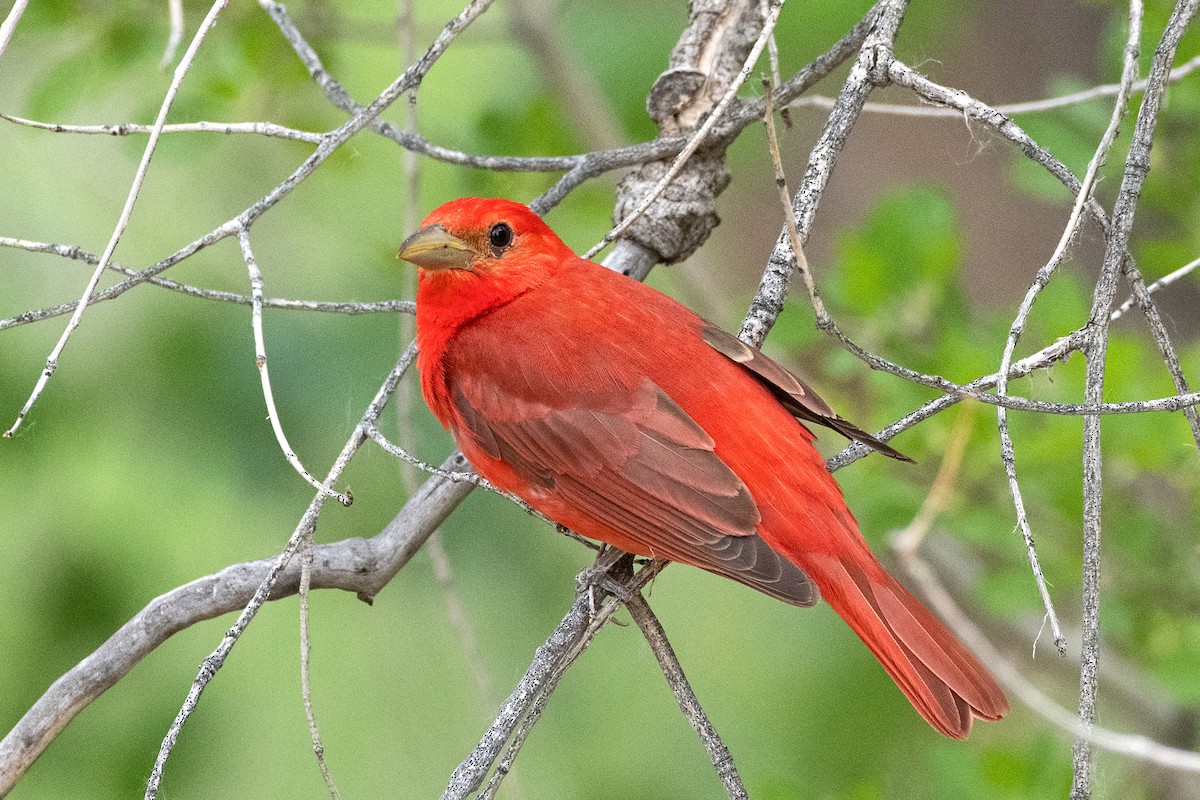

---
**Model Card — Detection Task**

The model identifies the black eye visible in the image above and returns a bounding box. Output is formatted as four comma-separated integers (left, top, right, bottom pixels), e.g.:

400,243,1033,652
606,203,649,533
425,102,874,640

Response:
489,222,514,251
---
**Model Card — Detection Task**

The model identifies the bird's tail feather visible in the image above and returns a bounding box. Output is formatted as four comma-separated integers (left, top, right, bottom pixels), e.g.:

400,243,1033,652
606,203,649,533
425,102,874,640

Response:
808,553,1009,739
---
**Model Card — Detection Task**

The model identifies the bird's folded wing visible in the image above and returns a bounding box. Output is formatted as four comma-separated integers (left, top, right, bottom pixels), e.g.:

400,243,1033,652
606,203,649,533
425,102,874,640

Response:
700,323,914,463
453,375,817,606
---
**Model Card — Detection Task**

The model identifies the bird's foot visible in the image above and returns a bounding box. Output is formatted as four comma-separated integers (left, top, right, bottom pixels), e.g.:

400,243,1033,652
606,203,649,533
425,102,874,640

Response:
576,548,635,618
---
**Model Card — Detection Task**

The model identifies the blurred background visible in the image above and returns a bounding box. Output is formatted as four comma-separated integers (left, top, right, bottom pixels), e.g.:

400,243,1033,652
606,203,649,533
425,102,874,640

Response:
2,0,1199,797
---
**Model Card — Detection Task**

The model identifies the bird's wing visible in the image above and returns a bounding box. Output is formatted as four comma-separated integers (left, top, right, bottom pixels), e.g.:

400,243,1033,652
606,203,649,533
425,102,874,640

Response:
453,374,817,606
700,323,914,463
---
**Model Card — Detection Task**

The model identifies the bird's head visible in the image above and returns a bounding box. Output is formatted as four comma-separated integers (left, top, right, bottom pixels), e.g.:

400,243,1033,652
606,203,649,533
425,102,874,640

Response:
398,198,574,278
399,197,580,339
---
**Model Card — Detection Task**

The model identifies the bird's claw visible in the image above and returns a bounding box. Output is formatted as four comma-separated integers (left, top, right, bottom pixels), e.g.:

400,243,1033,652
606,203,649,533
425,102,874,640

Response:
576,553,635,618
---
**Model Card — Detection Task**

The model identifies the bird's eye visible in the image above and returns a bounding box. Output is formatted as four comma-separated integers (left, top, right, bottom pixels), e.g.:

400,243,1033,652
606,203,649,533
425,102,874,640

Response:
488,222,514,251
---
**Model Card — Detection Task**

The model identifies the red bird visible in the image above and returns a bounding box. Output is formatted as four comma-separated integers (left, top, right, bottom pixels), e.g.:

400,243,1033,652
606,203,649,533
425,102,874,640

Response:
399,197,1008,738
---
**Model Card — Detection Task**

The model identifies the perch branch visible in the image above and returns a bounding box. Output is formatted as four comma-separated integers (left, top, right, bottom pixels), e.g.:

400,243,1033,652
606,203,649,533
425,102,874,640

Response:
627,595,748,800
441,552,664,800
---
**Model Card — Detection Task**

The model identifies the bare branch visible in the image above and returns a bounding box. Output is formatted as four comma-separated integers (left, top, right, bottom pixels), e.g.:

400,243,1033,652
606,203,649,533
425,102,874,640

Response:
239,228,353,506
995,0,1143,659
298,537,342,800
0,0,29,59
1072,4,1199,796
627,595,748,800
4,0,231,438
160,0,185,69
1,112,325,143
441,551,663,800
741,0,910,347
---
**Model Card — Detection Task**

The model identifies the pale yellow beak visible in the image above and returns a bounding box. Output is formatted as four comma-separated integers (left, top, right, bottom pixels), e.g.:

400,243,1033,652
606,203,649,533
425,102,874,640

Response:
397,224,474,270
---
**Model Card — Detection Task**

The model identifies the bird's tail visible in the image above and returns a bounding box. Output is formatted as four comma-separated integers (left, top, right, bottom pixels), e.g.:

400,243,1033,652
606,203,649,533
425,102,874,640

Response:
806,551,1009,738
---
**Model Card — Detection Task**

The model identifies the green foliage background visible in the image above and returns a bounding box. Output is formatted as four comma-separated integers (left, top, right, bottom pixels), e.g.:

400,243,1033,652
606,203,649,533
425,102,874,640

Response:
1,1,1198,798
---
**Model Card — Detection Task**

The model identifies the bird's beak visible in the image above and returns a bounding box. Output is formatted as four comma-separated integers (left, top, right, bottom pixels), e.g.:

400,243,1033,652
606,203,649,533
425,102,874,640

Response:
397,224,474,270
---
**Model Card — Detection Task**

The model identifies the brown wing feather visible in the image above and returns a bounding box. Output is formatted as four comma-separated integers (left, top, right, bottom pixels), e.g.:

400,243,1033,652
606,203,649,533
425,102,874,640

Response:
700,324,914,463
453,377,817,606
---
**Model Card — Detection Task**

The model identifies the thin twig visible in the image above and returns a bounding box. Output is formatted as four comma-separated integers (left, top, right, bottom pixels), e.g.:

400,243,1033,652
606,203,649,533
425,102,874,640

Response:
366,425,603,552
765,21,1061,656
1110,255,1200,321
4,0,231,438
995,0,1143,659
160,0,185,69
144,343,420,799
366,427,481,484
0,235,412,324
761,74,829,326
761,0,787,127
0,0,29,59
785,52,1200,117
299,534,342,800
240,228,352,505
1,112,324,143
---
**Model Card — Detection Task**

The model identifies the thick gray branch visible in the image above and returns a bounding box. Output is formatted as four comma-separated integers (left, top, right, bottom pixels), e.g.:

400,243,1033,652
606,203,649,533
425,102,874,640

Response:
0,453,473,797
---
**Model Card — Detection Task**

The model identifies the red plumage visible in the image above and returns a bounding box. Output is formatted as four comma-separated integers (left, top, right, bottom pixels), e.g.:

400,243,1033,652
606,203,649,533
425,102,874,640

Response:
400,197,1008,738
